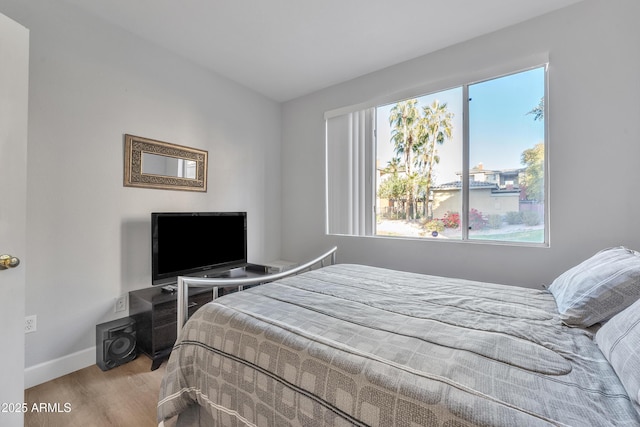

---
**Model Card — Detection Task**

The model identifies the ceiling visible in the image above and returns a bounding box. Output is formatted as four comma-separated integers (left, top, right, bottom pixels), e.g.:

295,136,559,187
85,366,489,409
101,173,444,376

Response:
61,0,583,102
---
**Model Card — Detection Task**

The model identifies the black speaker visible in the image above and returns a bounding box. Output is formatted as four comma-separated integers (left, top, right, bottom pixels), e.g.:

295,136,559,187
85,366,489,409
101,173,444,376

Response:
96,317,137,371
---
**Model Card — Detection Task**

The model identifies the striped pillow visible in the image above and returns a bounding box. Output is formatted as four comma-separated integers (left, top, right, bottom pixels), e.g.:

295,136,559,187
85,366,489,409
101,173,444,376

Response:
548,246,640,327
595,298,640,405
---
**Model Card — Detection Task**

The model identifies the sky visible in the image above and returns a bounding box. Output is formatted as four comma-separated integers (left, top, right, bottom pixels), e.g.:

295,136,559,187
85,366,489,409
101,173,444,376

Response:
376,66,545,185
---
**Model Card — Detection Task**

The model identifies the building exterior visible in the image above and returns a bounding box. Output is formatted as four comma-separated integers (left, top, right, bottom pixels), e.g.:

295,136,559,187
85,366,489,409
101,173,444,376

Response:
431,164,523,220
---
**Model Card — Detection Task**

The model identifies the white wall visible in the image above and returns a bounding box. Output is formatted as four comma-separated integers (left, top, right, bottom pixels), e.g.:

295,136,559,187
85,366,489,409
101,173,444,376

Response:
0,0,282,386
282,0,640,288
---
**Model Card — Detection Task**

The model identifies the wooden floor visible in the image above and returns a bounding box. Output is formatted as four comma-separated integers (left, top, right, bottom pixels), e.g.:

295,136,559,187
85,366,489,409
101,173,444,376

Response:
24,354,174,427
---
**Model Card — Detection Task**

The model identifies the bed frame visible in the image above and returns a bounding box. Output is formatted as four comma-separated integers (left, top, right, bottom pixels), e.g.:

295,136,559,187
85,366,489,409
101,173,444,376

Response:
176,246,337,333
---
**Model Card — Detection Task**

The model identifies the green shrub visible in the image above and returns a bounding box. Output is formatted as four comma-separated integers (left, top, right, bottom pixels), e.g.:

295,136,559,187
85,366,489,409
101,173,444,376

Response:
505,211,523,225
424,219,445,233
487,214,503,229
522,211,541,226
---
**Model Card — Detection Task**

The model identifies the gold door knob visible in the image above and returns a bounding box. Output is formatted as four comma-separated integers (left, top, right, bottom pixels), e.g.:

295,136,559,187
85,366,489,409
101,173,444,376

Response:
0,254,20,270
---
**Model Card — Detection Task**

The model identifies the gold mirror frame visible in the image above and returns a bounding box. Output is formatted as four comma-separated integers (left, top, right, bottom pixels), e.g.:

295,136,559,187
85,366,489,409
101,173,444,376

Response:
123,134,208,192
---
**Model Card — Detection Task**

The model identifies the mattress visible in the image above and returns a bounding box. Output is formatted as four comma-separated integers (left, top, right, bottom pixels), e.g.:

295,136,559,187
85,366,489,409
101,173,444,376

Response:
158,263,640,426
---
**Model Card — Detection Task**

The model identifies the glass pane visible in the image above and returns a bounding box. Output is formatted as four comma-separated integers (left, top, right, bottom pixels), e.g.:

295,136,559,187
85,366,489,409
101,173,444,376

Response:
468,67,545,243
375,87,463,239
142,152,196,179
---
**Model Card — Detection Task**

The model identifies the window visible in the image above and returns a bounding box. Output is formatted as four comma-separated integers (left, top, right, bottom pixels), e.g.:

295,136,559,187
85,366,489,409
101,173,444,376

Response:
326,65,547,245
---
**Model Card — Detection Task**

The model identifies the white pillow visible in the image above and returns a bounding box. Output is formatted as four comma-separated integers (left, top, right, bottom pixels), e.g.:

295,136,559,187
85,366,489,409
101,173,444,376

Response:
548,246,640,327
595,298,640,405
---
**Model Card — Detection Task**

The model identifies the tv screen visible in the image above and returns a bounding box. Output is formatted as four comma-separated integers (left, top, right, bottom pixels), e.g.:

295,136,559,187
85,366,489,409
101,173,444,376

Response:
151,212,247,286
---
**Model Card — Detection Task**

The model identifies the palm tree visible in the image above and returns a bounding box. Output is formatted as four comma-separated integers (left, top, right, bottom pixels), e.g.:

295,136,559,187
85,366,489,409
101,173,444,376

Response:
415,100,454,218
389,100,420,219
381,156,403,176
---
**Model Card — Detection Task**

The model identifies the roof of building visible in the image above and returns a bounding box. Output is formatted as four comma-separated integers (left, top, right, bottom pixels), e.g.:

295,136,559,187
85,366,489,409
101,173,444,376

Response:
434,180,520,193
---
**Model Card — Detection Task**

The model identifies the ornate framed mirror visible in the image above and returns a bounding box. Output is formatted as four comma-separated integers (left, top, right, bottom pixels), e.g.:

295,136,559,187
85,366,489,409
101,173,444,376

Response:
123,134,208,192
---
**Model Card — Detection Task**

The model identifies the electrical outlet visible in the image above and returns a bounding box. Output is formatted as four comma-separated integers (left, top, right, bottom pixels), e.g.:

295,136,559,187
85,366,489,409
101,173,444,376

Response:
25,315,37,334
115,295,127,313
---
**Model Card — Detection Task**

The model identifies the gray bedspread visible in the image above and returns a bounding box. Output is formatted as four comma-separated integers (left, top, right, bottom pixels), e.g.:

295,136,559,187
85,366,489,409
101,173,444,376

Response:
158,264,640,426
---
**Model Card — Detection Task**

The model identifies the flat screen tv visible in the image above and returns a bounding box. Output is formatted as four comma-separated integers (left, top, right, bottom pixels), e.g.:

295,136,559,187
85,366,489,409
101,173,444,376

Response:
151,212,247,286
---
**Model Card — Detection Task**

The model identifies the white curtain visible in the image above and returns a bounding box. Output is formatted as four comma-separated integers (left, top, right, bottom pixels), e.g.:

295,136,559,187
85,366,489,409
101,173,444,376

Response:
325,108,374,236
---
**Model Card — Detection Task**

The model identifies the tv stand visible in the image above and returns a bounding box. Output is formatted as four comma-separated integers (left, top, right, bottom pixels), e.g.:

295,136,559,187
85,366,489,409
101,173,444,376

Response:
210,266,247,278
129,263,278,370
225,269,247,278
160,284,177,293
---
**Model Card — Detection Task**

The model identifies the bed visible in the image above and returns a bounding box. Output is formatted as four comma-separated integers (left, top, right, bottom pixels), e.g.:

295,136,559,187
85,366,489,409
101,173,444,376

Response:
158,246,640,426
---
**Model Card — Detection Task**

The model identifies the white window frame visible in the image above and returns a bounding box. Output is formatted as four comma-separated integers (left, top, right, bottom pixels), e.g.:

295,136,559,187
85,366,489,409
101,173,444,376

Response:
325,55,550,247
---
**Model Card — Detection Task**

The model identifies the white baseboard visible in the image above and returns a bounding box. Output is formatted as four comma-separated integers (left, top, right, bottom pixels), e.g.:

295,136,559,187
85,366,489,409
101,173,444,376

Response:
24,346,95,389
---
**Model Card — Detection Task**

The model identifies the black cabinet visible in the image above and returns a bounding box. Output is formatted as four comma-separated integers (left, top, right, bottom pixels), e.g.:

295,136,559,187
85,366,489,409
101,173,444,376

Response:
129,264,275,370
129,286,215,370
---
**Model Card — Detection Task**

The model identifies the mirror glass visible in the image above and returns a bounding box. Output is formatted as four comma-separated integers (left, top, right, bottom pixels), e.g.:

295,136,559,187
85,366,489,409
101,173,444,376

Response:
142,152,197,179
124,134,208,192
